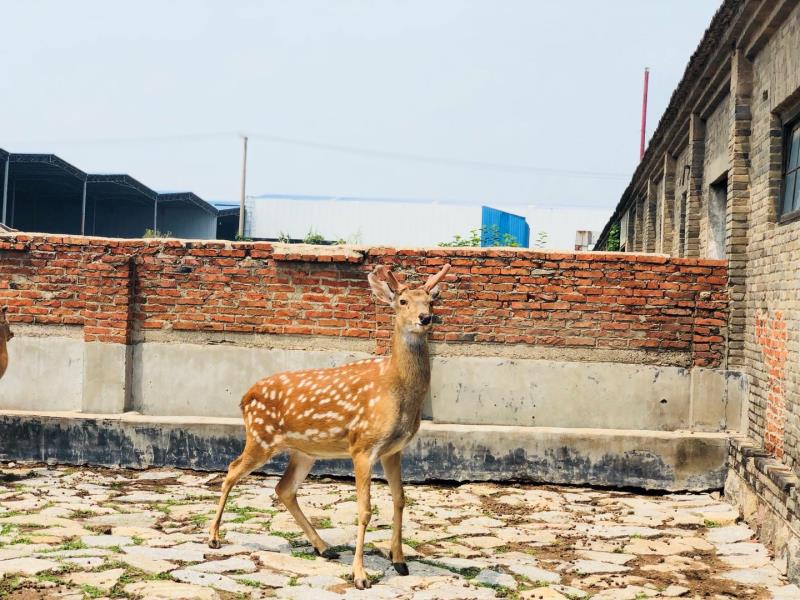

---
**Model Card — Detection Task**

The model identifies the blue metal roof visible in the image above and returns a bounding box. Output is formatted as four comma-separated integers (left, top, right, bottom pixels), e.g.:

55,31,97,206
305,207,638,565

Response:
208,200,240,209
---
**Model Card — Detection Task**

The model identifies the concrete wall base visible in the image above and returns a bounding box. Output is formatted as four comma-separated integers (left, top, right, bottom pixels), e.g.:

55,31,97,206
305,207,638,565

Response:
4,329,744,435
0,410,728,491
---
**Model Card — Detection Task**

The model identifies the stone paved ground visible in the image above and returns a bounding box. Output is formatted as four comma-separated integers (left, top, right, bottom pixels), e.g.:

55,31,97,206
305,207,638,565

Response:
0,465,797,599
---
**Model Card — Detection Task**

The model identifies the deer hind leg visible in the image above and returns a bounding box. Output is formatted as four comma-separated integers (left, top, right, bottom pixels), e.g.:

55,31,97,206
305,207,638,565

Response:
275,451,338,558
381,452,408,575
351,452,373,589
208,438,273,549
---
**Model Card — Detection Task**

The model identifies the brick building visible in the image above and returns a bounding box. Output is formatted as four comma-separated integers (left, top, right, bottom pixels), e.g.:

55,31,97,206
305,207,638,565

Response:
595,0,800,576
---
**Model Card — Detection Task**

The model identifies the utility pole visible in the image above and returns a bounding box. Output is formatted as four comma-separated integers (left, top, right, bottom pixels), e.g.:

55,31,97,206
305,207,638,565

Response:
640,67,650,161
238,135,248,239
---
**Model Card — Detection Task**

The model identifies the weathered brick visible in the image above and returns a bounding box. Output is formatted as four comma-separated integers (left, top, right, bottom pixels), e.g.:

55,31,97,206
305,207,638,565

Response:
0,233,728,363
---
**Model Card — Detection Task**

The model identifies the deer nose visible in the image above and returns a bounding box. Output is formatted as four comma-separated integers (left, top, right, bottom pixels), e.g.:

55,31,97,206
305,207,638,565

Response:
419,313,432,325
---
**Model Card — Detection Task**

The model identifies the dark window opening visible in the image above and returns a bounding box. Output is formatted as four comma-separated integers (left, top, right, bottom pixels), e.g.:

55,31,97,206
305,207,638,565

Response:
781,119,800,219
654,195,663,251
708,176,727,260
678,191,687,256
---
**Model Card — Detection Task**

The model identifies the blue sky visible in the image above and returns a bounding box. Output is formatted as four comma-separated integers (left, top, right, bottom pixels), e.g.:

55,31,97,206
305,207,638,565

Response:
3,1,720,209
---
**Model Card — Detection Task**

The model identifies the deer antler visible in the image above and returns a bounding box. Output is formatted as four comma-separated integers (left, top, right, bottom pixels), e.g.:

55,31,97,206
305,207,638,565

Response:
423,264,451,291
374,265,407,293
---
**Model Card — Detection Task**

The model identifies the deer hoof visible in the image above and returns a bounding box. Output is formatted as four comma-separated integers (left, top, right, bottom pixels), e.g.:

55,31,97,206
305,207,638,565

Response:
208,539,221,550
354,578,372,590
315,547,340,560
392,562,409,575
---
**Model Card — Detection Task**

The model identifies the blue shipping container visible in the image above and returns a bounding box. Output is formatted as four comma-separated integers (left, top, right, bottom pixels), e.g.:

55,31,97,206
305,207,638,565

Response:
481,206,530,247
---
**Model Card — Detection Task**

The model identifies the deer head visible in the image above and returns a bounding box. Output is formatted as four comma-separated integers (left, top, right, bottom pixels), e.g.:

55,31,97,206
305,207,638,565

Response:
0,307,12,343
368,264,450,334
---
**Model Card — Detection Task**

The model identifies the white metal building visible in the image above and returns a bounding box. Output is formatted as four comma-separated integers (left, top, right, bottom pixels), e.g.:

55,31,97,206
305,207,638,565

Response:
245,194,481,247
244,194,609,250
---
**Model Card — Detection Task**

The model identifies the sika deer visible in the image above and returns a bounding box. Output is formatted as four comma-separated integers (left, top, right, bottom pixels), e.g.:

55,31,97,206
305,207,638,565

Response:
0,307,13,380
208,263,451,589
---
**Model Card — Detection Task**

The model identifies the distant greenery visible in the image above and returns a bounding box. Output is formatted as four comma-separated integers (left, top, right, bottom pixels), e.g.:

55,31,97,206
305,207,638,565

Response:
334,229,363,245
438,224,520,247
143,228,172,238
607,223,621,251
303,229,327,245
278,228,362,245
235,233,253,241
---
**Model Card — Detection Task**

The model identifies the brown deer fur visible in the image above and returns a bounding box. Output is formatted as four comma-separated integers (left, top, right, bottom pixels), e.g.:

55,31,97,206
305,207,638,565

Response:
0,307,13,380
208,263,451,589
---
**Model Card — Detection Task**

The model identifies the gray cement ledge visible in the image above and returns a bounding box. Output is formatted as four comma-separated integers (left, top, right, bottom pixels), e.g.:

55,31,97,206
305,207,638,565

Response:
0,410,729,492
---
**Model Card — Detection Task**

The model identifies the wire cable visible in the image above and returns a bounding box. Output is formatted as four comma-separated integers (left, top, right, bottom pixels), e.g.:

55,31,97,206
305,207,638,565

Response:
5,130,630,180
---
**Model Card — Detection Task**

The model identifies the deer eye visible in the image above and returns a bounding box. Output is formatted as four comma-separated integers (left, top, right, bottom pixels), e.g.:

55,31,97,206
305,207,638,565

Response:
399,299,407,305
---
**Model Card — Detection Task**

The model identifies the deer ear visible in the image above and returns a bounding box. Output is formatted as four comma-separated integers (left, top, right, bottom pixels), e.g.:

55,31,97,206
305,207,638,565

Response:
428,285,441,300
368,272,396,305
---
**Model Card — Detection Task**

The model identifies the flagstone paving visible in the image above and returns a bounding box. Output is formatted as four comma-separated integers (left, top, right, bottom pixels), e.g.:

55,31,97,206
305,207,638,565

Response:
0,464,796,599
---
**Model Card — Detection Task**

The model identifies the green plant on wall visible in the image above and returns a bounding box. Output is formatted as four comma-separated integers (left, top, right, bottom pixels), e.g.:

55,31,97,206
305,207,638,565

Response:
533,231,549,249
607,223,621,251
143,228,172,238
438,224,519,247
334,230,363,245
303,229,326,245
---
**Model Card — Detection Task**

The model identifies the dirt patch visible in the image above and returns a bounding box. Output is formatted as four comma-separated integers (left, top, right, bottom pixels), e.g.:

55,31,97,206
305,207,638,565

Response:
125,477,183,490
562,543,771,599
478,493,543,524
0,471,36,484
4,584,71,600
517,540,578,565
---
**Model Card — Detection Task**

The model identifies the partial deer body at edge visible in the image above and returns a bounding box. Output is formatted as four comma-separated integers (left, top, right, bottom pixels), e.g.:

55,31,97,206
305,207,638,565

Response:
0,307,13,380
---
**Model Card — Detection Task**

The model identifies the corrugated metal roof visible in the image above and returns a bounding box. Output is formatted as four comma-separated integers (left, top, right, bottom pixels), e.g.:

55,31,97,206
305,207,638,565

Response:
0,149,222,216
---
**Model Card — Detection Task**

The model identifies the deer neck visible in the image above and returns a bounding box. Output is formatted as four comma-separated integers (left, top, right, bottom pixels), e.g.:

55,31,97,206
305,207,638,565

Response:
388,325,431,399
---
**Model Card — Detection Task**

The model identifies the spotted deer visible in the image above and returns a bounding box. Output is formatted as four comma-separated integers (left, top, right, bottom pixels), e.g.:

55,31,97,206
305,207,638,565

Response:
0,307,13,380
208,263,451,589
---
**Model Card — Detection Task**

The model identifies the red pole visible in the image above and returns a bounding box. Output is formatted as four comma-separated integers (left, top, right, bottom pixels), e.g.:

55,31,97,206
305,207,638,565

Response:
640,67,650,160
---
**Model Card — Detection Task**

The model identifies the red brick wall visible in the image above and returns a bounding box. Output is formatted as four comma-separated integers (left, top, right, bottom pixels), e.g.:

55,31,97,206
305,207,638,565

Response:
755,310,789,459
0,234,729,367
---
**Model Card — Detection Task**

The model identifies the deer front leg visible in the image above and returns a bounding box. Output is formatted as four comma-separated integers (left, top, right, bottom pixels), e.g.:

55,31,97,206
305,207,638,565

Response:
351,452,373,589
381,452,408,575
